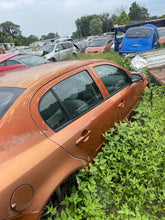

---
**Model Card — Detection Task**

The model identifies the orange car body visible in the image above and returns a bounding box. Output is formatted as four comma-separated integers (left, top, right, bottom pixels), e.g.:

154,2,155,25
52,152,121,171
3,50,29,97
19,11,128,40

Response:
0,59,148,219
85,37,113,55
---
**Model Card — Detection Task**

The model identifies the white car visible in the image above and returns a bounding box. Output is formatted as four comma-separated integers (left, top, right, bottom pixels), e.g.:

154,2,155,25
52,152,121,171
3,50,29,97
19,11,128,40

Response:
34,41,78,61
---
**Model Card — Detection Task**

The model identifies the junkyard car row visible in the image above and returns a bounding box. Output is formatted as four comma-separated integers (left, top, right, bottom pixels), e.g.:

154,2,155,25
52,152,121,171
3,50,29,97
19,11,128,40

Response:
0,58,148,219
0,53,49,73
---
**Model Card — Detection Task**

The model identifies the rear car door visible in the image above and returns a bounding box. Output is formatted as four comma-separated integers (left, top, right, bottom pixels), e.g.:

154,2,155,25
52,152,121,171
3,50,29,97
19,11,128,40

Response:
62,42,73,59
30,66,118,162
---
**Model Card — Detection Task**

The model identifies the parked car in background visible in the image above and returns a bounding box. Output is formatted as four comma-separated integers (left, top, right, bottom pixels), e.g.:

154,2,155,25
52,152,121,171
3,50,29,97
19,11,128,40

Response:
74,40,88,53
0,59,148,220
119,24,160,55
158,27,165,45
0,53,49,74
34,41,78,61
85,36,113,55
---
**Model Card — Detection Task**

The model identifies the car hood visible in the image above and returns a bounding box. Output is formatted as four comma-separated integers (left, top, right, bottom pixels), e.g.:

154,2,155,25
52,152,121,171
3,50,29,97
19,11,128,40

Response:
86,46,105,53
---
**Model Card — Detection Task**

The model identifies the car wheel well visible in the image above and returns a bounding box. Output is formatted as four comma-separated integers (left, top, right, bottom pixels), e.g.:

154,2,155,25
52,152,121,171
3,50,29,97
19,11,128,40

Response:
49,58,56,62
40,172,78,219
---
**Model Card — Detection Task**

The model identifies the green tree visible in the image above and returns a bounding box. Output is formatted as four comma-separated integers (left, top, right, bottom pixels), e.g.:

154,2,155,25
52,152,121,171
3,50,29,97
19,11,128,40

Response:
0,32,12,43
89,18,102,35
128,1,149,21
75,14,100,37
100,13,113,33
114,10,131,26
0,21,21,39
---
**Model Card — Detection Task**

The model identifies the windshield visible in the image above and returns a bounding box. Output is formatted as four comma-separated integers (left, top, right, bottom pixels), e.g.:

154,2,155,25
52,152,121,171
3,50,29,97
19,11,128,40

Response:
126,27,151,38
18,55,49,67
39,45,54,53
90,39,106,47
0,87,25,119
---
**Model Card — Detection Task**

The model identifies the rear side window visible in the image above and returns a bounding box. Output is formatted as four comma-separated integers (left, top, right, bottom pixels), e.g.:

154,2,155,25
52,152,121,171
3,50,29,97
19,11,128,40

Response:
0,87,25,119
62,42,72,49
93,65,131,95
39,70,103,130
39,91,69,130
5,60,19,65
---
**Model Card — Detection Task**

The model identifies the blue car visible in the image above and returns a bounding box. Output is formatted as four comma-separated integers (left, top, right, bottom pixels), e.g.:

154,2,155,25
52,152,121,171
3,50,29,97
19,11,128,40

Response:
119,24,160,55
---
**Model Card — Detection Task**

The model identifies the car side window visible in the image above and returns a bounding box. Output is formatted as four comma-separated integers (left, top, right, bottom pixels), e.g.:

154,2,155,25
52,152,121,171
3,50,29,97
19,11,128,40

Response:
39,90,69,130
0,61,5,66
39,70,103,130
4,60,19,65
93,64,131,95
52,70,103,119
62,42,72,49
56,44,63,51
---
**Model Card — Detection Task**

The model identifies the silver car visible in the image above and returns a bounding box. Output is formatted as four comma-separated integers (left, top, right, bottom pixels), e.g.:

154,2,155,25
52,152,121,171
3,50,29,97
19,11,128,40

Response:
34,41,78,61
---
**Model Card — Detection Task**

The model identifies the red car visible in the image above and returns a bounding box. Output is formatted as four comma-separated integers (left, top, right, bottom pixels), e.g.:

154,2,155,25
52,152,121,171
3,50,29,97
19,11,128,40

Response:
0,53,49,74
158,27,165,44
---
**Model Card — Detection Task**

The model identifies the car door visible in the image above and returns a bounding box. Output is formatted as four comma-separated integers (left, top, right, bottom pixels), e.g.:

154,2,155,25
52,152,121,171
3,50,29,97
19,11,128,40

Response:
92,63,144,121
30,66,118,162
54,43,65,61
62,42,73,59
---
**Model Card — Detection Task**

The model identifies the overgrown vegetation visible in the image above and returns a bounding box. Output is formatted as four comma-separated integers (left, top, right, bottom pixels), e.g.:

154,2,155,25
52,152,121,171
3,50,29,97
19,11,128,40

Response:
74,50,135,71
44,54,165,219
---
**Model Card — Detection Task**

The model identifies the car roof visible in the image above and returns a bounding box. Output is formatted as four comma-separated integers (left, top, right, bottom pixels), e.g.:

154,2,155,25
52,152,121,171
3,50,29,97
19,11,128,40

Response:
0,59,108,89
0,53,18,63
9,54,32,60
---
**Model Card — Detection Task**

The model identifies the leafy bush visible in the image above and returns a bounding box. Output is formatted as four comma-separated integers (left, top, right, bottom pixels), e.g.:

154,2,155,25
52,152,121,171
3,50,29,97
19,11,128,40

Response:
47,84,165,220
74,51,134,71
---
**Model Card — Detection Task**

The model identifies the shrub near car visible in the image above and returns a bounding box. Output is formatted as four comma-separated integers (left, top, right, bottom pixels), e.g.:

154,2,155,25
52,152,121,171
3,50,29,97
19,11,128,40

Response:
0,59,148,220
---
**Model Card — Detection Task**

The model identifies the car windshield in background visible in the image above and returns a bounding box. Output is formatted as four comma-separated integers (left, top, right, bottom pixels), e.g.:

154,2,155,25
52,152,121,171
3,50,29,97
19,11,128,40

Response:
90,40,106,47
0,87,25,119
13,55,49,67
126,28,151,38
39,45,54,53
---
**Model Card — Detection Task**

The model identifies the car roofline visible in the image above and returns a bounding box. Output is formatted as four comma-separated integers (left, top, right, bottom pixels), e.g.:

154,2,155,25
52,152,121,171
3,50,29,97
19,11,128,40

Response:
0,59,111,89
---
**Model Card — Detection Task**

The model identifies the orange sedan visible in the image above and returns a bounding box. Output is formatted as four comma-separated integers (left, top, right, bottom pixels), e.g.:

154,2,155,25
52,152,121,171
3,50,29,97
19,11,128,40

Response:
85,37,113,55
0,59,148,220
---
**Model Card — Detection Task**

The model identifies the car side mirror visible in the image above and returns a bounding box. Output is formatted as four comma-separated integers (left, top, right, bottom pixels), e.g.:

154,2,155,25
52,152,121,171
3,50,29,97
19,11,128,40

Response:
132,74,143,83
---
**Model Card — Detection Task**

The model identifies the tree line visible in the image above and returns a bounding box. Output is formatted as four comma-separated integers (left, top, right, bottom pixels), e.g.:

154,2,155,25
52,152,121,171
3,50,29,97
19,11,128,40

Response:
0,1,165,46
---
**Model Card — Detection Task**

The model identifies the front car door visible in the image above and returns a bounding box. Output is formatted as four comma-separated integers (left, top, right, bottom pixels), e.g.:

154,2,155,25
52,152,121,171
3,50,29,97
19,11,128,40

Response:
30,66,118,162
54,43,65,61
92,63,145,121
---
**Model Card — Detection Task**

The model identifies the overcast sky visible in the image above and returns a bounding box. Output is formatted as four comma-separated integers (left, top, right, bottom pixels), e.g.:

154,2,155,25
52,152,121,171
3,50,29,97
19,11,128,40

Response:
0,0,165,38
